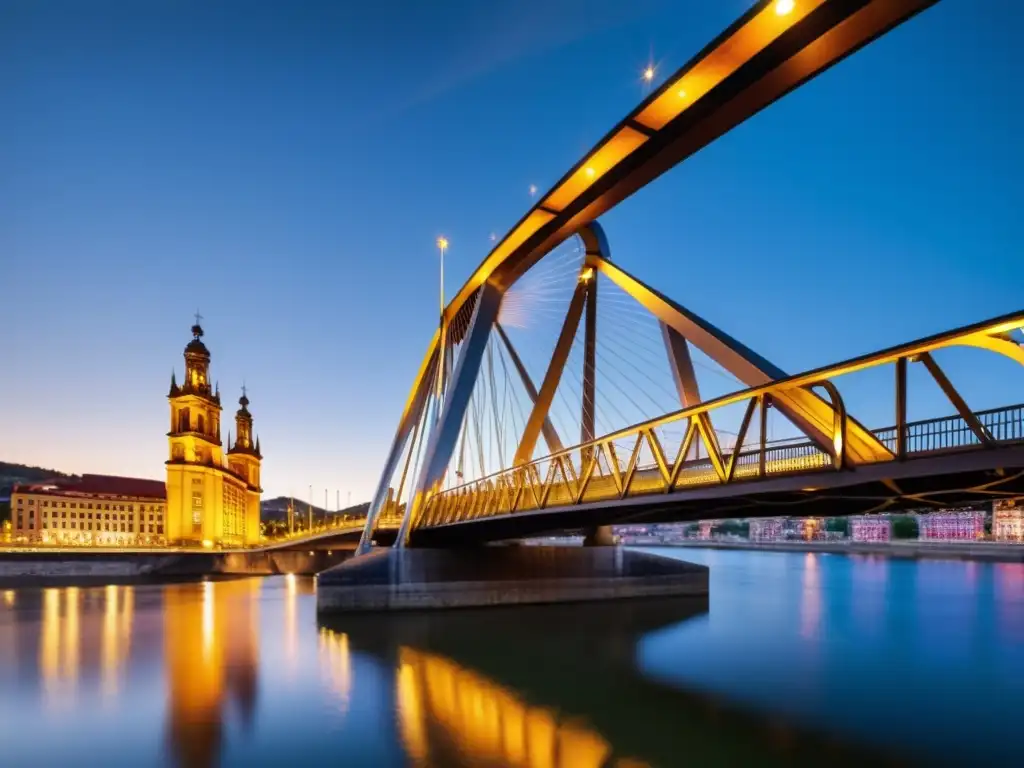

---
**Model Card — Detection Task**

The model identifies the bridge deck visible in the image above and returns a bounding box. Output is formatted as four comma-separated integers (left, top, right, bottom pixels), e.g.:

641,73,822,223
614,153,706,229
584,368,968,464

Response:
411,404,1024,546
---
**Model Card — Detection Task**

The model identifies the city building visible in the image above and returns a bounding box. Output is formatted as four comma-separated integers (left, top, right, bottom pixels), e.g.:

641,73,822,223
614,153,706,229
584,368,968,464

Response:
918,509,985,541
849,515,891,542
166,321,263,547
787,517,824,541
11,474,166,546
993,499,1024,542
749,518,785,542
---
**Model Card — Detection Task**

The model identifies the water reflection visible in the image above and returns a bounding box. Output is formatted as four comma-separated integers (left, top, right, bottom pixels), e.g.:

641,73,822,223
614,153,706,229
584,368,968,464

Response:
393,645,621,768
2,556,1022,767
318,627,352,712
325,597,889,767
163,580,261,768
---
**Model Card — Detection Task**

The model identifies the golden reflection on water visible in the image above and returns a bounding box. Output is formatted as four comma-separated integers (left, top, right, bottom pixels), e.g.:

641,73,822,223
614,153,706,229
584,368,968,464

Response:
318,628,352,712
393,645,645,768
38,585,135,710
163,579,261,768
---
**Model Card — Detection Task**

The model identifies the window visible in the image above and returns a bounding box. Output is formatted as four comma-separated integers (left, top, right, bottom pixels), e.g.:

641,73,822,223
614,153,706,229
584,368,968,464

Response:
198,414,205,434
17,498,23,505
70,503,77,509
43,501,49,507
61,502,66,508
28,499,34,505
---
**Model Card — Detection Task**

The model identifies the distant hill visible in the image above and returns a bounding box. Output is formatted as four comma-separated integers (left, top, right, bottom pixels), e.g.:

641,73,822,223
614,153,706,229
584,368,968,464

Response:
261,496,369,523
0,461,74,496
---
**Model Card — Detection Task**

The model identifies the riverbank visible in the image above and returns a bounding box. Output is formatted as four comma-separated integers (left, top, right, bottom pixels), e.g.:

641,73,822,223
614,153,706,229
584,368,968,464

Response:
0,548,351,587
632,538,1024,562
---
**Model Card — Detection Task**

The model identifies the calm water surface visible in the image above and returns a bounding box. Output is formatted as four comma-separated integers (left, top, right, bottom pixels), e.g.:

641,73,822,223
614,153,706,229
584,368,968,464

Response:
1,548,1022,766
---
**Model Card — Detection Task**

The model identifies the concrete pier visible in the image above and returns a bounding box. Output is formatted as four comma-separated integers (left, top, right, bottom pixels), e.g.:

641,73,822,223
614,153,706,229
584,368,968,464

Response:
315,545,708,614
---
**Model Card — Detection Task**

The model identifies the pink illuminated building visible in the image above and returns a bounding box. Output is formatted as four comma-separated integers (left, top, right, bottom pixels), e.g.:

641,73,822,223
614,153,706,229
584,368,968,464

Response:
917,509,985,541
749,518,785,542
849,515,891,542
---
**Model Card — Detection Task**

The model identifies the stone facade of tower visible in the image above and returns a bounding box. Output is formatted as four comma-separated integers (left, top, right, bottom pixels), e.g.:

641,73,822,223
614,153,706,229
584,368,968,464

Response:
166,322,262,547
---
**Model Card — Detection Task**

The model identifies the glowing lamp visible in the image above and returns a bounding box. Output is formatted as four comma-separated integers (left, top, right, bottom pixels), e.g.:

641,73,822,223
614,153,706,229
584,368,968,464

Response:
775,0,795,15
643,66,655,82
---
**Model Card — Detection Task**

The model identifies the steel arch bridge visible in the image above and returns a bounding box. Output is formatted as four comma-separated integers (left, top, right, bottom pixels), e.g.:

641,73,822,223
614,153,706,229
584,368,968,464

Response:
342,0,1024,552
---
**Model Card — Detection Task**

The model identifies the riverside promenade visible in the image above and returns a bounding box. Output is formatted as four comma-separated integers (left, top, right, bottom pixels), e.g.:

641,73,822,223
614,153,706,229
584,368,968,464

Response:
633,539,1024,563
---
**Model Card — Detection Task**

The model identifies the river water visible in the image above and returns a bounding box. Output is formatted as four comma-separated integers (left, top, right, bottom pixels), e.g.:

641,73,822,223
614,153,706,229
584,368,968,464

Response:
0,548,1022,766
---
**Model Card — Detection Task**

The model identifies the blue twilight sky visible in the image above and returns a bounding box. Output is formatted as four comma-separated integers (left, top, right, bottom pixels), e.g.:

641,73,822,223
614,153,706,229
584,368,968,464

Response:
1,0,1022,502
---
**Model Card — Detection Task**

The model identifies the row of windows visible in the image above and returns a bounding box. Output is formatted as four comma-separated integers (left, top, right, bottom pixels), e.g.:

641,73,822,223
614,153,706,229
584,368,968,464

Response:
16,518,164,534
15,498,163,512
19,510,162,521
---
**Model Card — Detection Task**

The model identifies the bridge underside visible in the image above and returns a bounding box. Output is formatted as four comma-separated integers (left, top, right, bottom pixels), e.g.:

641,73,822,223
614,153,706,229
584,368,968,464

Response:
410,445,1024,546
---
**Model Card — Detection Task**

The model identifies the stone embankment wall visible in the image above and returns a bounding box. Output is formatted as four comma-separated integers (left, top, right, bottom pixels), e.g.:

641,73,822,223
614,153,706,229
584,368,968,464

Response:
0,548,351,586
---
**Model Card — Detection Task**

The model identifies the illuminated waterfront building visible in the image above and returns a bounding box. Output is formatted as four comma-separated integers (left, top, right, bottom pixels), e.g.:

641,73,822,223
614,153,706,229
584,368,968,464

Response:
788,517,824,541
849,515,891,542
11,475,166,546
992,500,1024,542
698,521,713,540
749,518,785,542
166,321,263,547
917,509,985,541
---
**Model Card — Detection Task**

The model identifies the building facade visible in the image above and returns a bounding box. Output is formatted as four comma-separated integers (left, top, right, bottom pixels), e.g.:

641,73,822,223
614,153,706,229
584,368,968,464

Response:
849,515,891,542
993,499,1024,542
749,518,785,542
10,474,166,546
917,509,985,541
166,322,262,547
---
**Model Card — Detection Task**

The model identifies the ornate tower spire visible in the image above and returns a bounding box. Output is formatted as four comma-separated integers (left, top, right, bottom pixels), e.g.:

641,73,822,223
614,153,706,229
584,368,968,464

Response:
229,385,256,454
182,316,212,397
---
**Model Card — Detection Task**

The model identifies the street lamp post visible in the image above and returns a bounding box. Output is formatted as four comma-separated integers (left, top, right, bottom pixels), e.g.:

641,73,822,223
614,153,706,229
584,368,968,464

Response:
436,236,449,408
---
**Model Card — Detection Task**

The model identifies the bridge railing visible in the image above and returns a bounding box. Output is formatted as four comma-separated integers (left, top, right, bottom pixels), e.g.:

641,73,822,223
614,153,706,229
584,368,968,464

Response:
416,311,1024,529
421,402,1024,529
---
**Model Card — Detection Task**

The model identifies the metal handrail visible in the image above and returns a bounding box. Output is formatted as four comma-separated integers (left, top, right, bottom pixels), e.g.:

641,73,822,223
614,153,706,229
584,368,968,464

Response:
419,401,1024,529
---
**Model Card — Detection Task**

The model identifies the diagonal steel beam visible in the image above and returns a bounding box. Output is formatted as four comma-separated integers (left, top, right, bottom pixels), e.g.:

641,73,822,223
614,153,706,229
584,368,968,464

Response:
583,226,891,465
513,277,589,465
495,323,563,454
582,270,598,446
662,322,718,459
918,352,992,446
357,330,439,554
397,283,504,545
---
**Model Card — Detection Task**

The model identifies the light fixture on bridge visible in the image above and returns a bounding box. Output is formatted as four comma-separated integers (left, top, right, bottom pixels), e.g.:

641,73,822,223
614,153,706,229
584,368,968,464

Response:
436,236,449,252
643,65,655,83
775,0,795,15
579,267,595,283
529,184,538,197
585,166,596,178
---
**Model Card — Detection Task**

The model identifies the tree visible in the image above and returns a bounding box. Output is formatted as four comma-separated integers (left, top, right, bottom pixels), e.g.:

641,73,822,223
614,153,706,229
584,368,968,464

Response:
891,515,919,539
713,519,750,538
825,517,849,536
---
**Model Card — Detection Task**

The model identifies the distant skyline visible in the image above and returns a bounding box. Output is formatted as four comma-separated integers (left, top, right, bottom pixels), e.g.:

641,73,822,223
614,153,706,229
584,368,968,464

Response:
2,1,1022,501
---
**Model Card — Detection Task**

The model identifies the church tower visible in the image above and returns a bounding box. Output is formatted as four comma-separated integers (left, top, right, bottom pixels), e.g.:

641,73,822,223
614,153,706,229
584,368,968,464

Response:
166,319,225,545
227,388,263,544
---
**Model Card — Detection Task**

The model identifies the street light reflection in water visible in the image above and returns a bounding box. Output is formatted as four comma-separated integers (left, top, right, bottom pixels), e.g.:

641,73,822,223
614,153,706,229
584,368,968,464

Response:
4,552,1022,767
